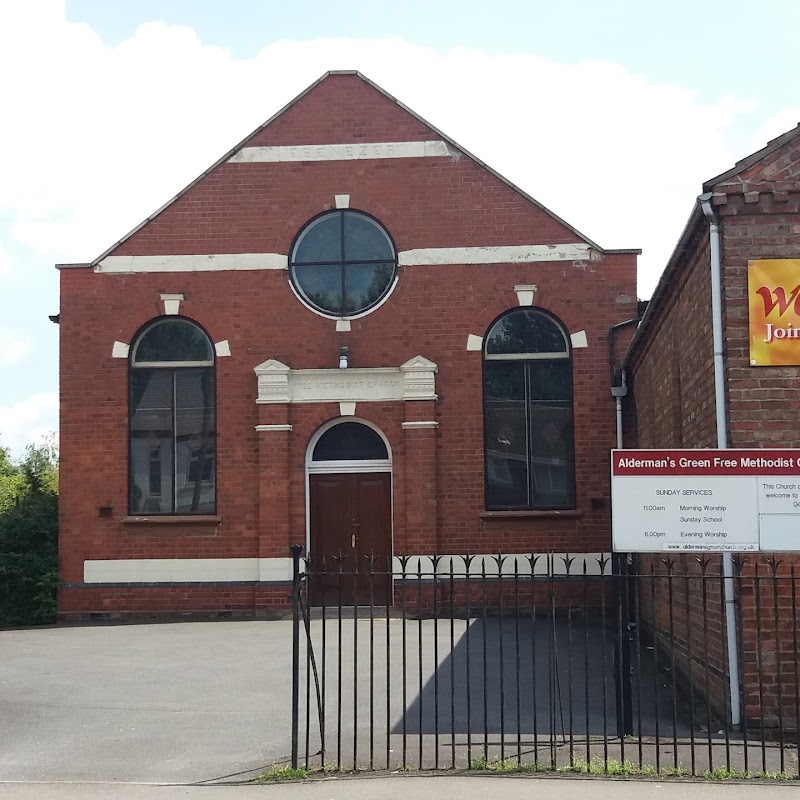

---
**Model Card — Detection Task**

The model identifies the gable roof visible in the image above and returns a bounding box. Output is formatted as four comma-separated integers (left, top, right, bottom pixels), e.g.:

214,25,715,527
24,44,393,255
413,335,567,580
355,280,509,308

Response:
88,70,638,267
624,120,800,368
704,122,800,190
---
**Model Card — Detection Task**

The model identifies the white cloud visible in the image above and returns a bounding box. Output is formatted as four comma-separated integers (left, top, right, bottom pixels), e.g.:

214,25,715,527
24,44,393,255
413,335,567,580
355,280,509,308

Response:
0,242,11,277
0,2,792,303
0,327,33,366
0,392,58,458
752,107,800,152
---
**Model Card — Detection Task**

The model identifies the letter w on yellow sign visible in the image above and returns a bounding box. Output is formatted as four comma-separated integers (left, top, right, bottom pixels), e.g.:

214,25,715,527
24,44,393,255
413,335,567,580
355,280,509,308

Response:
748,259,800,366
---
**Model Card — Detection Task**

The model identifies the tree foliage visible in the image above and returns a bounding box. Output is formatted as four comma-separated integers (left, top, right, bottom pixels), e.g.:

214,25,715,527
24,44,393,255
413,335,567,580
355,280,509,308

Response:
0,435,59,626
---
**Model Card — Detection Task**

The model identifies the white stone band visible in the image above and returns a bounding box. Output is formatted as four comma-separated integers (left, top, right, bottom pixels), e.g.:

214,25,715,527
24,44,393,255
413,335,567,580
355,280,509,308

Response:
95,245,593,274
96,253,288,273
83,557,295,584
399,244,593,266
82,553,610,583
228,140,454,163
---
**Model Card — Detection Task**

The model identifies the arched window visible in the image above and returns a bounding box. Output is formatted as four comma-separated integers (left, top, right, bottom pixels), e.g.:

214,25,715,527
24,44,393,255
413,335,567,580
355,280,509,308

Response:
129,318,215,514
289,210,397,317
312,421,389,462
483,308,575,510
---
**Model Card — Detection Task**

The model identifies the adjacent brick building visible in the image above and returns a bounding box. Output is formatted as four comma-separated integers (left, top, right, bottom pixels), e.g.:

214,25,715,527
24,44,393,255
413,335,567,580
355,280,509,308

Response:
57,71,639,619
625,124,800,731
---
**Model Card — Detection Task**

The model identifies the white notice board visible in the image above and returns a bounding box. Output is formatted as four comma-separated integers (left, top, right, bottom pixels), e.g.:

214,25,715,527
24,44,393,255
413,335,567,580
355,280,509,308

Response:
611,449,800,552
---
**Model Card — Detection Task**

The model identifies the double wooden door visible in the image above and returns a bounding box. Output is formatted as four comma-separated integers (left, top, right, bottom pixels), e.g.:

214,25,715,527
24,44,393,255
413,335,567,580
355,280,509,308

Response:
309,472,392,605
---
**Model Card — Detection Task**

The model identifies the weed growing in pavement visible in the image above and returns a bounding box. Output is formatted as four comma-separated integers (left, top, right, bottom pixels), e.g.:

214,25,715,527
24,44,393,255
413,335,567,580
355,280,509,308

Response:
255,765,310,782
467,756,796,781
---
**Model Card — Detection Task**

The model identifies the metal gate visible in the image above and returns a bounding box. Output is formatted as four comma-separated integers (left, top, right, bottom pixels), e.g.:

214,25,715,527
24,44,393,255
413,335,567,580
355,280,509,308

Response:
290,547,800,777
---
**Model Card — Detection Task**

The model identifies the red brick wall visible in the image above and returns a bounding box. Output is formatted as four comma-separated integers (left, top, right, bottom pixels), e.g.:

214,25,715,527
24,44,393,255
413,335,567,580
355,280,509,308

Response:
58,74,638,617
625,220,717,450
626,138,800,731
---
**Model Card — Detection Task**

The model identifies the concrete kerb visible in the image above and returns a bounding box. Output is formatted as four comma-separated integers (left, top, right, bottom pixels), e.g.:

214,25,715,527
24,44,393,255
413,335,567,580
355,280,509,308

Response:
0,774,799,800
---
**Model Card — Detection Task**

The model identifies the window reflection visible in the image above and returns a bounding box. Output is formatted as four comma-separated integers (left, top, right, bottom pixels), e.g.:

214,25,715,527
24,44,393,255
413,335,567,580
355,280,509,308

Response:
130,321,216,515
483,310,575,510
290,211,396,316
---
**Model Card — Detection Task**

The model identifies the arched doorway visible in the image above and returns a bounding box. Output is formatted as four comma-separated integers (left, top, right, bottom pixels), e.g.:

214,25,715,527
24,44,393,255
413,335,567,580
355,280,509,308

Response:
306,419,392,604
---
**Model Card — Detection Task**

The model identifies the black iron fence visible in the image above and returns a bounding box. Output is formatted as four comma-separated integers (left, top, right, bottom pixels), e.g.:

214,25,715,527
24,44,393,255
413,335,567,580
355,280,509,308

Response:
289,547,800,777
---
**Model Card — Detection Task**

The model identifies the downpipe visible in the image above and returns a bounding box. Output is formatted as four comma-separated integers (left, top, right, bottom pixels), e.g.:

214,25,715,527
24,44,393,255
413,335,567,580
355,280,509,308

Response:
700,193,742,729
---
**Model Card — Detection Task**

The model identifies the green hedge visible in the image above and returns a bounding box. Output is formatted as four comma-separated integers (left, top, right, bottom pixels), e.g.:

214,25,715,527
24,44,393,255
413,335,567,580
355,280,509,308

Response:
0,443,59,627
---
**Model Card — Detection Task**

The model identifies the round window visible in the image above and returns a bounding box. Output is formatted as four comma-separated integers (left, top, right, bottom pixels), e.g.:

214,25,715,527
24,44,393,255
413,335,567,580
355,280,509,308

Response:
289,210,397,317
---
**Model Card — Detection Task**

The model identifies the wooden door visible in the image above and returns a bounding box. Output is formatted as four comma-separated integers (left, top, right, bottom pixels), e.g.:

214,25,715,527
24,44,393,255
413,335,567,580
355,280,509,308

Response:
309,472,391,605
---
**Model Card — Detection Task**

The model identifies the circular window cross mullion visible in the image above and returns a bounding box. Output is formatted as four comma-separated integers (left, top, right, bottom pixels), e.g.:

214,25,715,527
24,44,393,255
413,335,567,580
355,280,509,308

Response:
290,210,397,318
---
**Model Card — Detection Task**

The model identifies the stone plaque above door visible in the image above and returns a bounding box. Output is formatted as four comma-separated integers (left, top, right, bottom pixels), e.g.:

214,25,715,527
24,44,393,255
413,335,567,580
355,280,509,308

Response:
254,355,437,405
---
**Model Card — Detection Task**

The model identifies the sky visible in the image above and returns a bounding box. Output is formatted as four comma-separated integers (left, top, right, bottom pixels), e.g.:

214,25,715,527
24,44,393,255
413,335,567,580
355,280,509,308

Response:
0,0,798,456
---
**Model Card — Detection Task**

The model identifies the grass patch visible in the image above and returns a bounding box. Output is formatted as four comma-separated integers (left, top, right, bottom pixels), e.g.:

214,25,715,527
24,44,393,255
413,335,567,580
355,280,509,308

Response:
566,757,647,776
468,756,796,781
255,765,310,782
469,758,550,774
702,767,795,781
262,757,797,782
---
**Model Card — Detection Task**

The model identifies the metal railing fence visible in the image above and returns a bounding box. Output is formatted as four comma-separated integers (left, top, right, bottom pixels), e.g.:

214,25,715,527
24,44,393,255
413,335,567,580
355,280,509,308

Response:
289,547,800,777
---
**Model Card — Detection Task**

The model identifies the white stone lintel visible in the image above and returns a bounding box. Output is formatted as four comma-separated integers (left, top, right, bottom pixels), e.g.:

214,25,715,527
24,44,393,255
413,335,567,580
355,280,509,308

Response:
570,330,588,349
334,194,350,208
160,293,184,315
254,356,438,405
339,401,357,416
514,284,538,306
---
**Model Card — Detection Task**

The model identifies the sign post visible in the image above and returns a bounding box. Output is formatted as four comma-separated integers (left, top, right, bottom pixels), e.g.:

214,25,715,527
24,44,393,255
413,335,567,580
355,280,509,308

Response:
611,449,800,553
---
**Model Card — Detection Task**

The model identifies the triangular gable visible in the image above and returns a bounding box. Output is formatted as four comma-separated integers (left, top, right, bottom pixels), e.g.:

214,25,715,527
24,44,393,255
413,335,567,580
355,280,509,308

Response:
705,122,800,191
92,71,628,267
626,119,800,370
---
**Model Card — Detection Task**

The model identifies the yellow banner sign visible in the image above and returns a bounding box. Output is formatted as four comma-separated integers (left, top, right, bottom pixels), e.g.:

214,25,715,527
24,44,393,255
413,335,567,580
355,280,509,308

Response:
748,259,800,366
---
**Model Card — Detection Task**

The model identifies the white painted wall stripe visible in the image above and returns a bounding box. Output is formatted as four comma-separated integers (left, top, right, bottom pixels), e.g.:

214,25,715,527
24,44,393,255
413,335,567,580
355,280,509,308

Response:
82,553,609,584
83,557,295,584
228,140,453,164
96,254,288,273
398,244,592,266
95,245,593,274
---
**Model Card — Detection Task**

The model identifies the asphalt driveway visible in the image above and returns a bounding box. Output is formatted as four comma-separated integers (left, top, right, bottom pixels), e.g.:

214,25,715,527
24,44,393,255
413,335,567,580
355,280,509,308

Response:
0,621,295,783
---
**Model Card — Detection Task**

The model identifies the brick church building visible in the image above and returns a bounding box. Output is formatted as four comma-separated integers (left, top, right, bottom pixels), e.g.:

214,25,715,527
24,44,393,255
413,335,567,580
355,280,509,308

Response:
56,71,639,618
